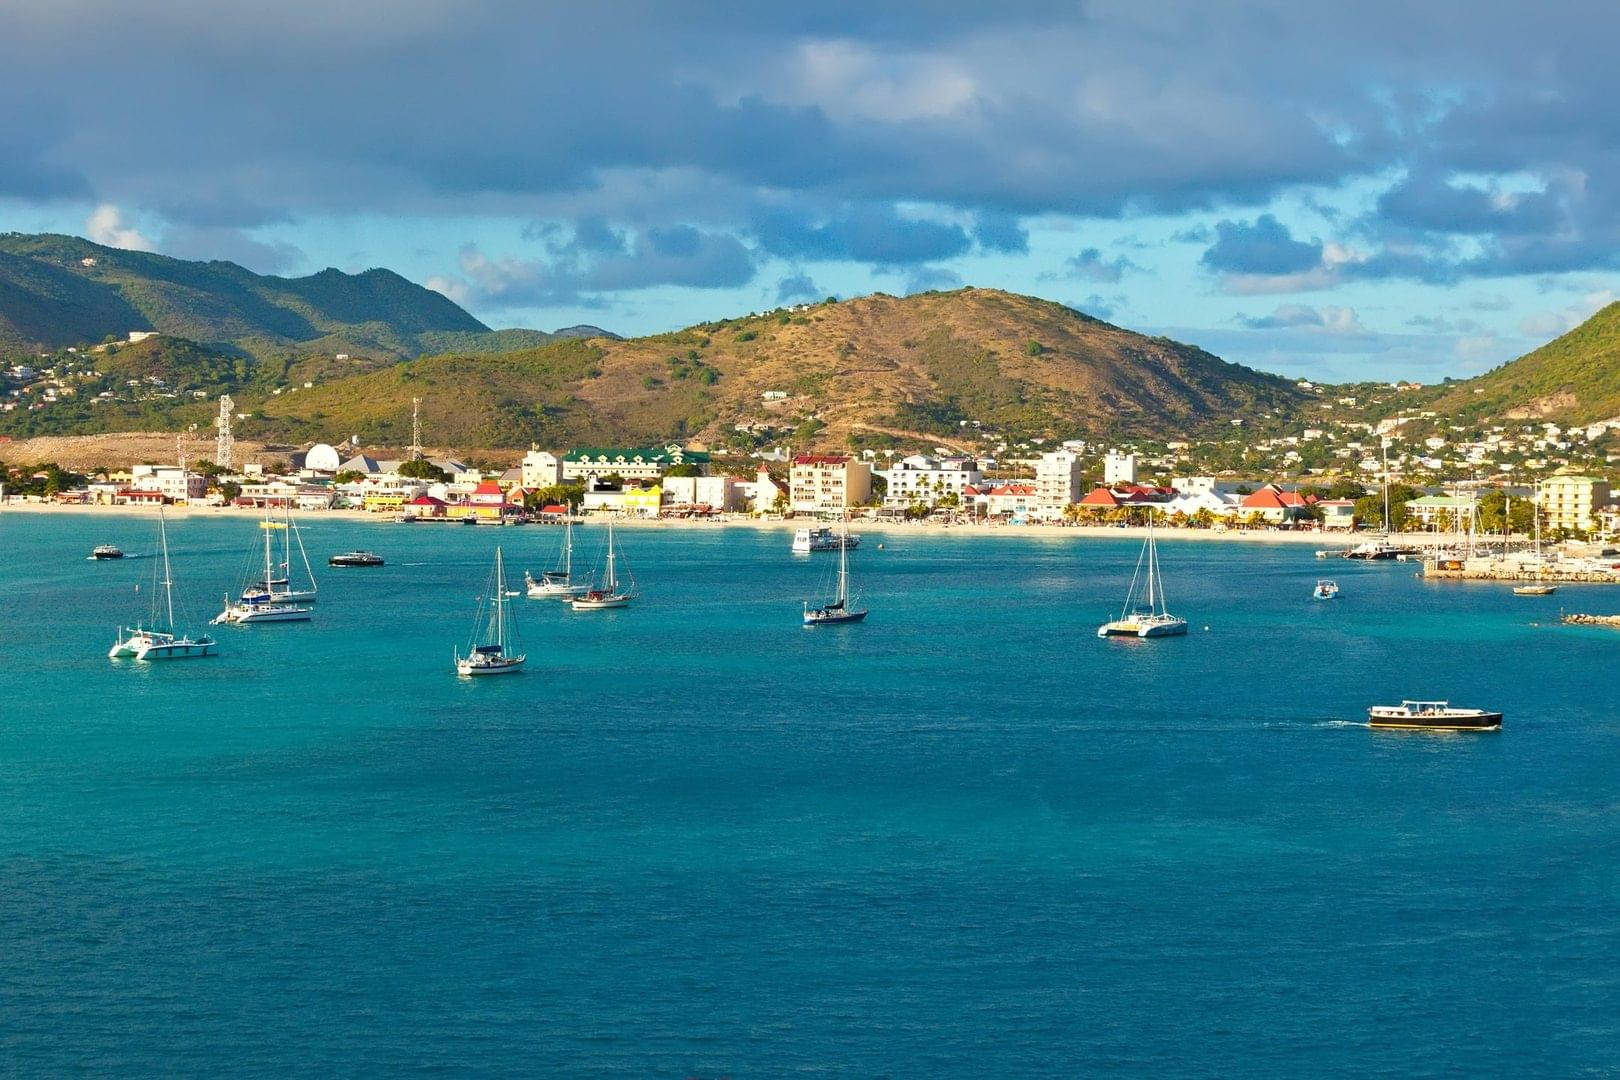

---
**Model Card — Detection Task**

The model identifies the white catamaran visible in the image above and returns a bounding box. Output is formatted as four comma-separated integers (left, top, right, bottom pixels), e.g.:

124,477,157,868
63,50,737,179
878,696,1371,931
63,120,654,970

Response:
526,519,588,599
214,513,314,624
240,504,318,603
109,507,218,660
571,520,635,610
1097,519,1188,639
456,547,526,675
803,514,867,625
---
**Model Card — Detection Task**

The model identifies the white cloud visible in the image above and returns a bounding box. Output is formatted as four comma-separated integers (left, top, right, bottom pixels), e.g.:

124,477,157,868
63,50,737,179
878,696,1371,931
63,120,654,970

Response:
85,204,155,251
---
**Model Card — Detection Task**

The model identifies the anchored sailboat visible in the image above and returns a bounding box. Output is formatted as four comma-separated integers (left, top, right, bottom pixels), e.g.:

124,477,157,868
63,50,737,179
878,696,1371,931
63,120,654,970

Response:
571,520,635,610
240,504,318,603
214,512,313,624
1097,518,1188,638
109,508,218,660
804,514,867,625
526,519,588,598
456,547,525,675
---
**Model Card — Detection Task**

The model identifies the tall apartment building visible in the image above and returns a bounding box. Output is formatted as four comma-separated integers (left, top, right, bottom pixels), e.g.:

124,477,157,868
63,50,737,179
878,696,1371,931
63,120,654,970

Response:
1541,473,1611,534
878,455,983,508
1034,449,1085,510
790,455,873,515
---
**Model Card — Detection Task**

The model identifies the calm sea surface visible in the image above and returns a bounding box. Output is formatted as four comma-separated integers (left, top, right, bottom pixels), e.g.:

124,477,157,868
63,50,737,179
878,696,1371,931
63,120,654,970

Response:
2,513,1617,1076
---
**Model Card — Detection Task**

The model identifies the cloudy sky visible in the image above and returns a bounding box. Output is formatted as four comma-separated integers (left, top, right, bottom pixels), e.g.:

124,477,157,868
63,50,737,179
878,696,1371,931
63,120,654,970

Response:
4,0,1618,381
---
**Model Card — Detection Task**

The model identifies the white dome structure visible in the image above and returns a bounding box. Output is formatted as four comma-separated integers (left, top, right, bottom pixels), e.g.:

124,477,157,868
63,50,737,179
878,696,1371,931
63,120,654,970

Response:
305,442,342,473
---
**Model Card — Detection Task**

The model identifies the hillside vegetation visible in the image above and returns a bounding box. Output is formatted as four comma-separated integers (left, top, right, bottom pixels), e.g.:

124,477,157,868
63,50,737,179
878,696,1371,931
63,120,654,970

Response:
1434,302,1620,424
239,288,1305,450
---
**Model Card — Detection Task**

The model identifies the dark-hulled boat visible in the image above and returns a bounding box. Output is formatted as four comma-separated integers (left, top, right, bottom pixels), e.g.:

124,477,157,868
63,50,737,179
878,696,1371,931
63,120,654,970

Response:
1368,700,1502,731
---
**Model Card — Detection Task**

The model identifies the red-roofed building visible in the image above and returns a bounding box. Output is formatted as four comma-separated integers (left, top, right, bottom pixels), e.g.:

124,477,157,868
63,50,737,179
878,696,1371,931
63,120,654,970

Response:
1239,484,1318,523
986,483,1038,518
791,454,872,515
406,494,447,519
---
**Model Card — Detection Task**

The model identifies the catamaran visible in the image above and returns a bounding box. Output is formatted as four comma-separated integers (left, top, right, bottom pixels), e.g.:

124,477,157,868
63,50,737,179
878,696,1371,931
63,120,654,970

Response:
526,519,588,599
571,520,635,610
109,507,218,660
455,547,525,675
804,514,867,625
1097,519,1188,638
214,512,313,624
240,504,318,603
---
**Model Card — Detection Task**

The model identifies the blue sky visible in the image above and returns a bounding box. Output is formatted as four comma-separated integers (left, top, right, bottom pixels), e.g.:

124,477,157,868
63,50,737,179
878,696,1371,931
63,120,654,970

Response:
4,0,1619,382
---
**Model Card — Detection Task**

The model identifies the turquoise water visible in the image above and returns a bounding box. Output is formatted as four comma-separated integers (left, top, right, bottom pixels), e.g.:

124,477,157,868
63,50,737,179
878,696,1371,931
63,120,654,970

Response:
3,513,1618,1076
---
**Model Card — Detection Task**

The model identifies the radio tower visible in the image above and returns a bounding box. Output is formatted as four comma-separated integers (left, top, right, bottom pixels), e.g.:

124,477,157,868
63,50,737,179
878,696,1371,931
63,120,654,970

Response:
215,394,235,470
409,396,424,461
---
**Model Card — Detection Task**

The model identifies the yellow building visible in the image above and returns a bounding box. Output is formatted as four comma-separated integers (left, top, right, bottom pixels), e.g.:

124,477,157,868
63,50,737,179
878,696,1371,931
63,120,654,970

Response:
790,455,873,515
621,484,663,517
1540,473,1611,535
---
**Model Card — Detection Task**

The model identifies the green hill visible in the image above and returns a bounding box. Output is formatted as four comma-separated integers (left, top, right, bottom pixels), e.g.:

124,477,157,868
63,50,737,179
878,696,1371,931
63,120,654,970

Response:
1436,302,1620,423
0,232,510,358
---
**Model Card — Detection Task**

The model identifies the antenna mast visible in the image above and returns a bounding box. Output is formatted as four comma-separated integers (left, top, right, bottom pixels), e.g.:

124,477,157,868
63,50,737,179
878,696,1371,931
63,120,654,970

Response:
410,397,424,461
215,394,235,470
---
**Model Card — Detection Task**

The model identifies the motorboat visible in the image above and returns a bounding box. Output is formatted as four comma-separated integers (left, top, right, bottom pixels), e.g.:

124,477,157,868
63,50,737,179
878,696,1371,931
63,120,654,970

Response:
328,550,385,567
792,527,860,554
91,544,124,560
1367,700,1502,731
1313,579,1340,600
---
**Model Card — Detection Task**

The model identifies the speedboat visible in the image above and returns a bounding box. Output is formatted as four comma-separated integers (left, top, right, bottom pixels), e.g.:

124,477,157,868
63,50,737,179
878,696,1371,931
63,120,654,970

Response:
1313,579,1340,600
329,550,385,567
91,544,124,560
1367,700,1502,731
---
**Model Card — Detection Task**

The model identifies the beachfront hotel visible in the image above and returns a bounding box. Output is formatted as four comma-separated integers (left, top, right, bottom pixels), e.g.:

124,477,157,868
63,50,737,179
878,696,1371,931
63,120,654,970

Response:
790,454,873,515
1541,472,1611,534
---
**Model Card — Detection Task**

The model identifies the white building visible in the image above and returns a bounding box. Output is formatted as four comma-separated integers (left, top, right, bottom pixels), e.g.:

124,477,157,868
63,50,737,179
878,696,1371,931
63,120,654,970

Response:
878,455,983,508
129,465,206,502
520,448,563,488
1033,449,1085,510
661,474,743,512
1103,450,1137,485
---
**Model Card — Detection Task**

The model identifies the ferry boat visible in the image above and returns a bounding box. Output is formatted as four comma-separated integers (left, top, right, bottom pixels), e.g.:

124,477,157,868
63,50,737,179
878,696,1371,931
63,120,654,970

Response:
792,527,860,554
1098,520,1188,639
1312,579,1340,600
91,544,124,560
329,550,385,567
1367,700,1502,731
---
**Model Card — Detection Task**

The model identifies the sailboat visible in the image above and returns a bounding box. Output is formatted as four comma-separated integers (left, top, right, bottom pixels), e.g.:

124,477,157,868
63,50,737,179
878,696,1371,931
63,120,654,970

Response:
240,503,318,603
109,507,218,660
456,547,525,675
804,513,867,625
526,519,588,599
1097,518,1188,638
213,513,313,624
571,520,636,610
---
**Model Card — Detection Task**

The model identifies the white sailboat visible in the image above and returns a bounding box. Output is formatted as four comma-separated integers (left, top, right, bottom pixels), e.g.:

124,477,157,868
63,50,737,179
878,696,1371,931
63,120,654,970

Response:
109,507,218,660
214,513,313,624
804,513,867,625
1097,519,1188,638
571,519,635,610
526,519,588,598
240,503,318,603
456,547,526,675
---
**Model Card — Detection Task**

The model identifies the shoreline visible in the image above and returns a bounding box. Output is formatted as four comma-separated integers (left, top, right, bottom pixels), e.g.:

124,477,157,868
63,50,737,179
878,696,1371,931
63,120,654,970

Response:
0,500,1458,547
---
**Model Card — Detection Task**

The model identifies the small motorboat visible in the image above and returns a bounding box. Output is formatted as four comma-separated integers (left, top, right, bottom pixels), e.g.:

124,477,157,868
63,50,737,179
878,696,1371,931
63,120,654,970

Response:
1512,583,1557,596
1313,579,1340,600
329,550,385,567
91,544,124,560
1367,700,1502,731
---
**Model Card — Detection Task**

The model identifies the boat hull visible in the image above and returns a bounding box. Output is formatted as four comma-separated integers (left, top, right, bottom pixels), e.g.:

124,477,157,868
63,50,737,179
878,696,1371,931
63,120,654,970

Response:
135,638,217,660
456,652,526,676
571,594,631,610
1368,711,1502,731
1097,617,1189,638
804,608,867,625
215,604,312,624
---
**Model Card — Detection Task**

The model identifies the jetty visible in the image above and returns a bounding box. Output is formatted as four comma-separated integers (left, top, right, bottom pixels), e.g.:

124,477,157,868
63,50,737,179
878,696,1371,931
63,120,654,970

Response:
1421,553,1620,585
1562,613,1620,628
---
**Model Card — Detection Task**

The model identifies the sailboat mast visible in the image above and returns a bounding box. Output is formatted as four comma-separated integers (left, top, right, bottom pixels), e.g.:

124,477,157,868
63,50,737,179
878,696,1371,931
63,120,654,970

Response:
838,514,849,604
1145,519,1157,611
605,522,617,592
494,547,506,648
262,514,275,587
160,509,175,630
563,521,572,576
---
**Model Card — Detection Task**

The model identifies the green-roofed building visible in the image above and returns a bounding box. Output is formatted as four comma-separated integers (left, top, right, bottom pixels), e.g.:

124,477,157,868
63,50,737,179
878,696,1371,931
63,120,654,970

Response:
562,444,711,482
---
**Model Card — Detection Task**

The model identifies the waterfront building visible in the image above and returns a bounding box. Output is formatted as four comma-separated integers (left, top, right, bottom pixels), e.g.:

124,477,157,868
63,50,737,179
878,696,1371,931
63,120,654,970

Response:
661,474,741,512
984,483,1038,518
1317,499,1357,530
130,465,206,503
520,448,563,487
1034,449,1085,511
1237,485,1317,524
878,455,983,508
790,455,873,515
1404,494,1478,529
1542,473,1611,534
562,445,709,482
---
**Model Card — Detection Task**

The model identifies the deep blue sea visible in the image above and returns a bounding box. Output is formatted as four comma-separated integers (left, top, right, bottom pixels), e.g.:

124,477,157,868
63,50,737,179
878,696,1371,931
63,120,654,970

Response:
3,512,1618,1076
